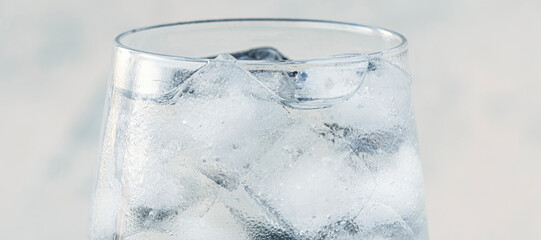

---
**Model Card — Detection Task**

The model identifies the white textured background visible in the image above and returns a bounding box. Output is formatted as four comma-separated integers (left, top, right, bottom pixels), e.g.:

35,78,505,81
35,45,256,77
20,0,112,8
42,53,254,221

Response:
1,0,540,239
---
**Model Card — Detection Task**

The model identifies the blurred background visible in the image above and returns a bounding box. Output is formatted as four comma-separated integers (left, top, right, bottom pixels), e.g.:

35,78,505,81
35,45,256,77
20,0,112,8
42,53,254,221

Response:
1,0,540,239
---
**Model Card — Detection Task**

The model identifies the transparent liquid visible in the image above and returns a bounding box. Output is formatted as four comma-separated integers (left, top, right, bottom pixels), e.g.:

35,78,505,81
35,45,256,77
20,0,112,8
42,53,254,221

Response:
91,52,428,240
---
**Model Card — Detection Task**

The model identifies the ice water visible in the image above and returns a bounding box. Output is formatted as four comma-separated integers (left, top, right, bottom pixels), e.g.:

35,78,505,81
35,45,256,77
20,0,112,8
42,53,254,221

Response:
91,48,428,240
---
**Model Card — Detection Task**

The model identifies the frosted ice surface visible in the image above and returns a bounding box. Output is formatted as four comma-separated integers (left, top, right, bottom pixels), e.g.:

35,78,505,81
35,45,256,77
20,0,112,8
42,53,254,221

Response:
169,54,291,192
242,122,376,237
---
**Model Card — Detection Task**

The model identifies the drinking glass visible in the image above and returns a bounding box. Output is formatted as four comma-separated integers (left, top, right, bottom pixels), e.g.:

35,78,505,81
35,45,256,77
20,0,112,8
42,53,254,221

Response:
91,19,428,240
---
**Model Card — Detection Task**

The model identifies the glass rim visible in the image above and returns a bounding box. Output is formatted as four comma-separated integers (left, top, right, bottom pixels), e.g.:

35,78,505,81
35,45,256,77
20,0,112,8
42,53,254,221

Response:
115,18,408,64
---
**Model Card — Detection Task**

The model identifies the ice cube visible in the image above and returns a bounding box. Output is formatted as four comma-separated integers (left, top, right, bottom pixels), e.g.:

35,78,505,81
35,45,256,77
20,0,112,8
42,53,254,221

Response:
116,167,220,238
315,125,426,237
242,122,376,236
365,145,427,237
169,53,284,101
246,54,370,110
315,58,414,131
166,55,292,191
108,92,230,237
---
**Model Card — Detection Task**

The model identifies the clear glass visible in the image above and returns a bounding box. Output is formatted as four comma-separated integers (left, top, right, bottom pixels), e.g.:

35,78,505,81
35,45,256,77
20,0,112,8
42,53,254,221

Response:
91,19,428,240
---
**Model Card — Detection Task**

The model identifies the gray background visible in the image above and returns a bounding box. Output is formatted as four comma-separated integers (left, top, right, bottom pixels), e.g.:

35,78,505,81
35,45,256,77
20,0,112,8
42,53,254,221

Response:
1,0,540,239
